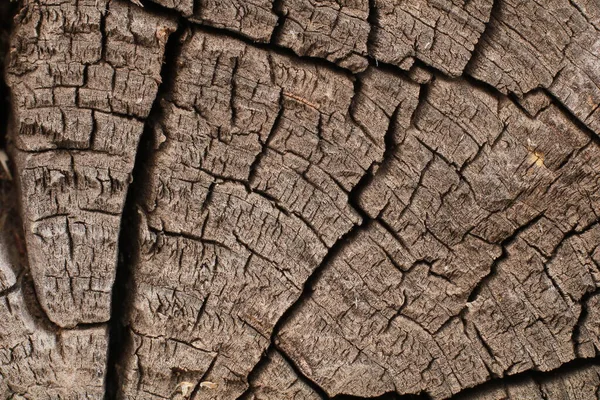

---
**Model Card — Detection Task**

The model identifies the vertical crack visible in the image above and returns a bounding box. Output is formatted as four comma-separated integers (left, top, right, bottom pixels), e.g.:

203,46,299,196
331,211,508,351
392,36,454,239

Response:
365,0,378,62
104,18,186,400
270,0,286,46
0,0,22,287
464,0,500,76
0,0,17,150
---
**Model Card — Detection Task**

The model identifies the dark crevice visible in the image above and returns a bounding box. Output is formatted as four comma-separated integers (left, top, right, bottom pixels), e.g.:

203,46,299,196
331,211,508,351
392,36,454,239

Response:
0,0,18,149
461,74,506,107
189,353,218,399
365,0,379,62
266,222,368,383
135,0,354,78
334,392,432,400
507,91,543,119
274,345,330,400
2,1,598,400
134,0,501,90
450,356,600,399
235,345,329,400
195,23,353,77
253,81,432,400
247,89,284,186
119,0,549,128
0,0,26,316
543,89,600,147
466,213,545,303
104,18,187,400
270,0,286,46
350,73,430,224
99,2,108,62
234,345,273,400
409,67,433,125
470,323,499,378
572,287,600,357
236,69,428,399
463,0,501,77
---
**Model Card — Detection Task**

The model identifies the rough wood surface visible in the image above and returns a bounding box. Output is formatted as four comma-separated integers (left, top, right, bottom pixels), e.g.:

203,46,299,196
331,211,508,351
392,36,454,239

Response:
467,0,600,134
118,30,418,399
1,0,600,399
245,350,320,400
6,0,176,328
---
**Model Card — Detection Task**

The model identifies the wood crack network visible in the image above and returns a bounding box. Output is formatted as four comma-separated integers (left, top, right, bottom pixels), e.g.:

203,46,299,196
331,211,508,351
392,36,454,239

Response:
1,0,600,399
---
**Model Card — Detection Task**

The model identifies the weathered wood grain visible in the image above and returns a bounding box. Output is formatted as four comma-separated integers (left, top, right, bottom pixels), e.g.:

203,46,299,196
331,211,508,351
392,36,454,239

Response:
278,76,600,398
117,29,419,399
1,0,600,398
6,0,176,328
468,0,600,135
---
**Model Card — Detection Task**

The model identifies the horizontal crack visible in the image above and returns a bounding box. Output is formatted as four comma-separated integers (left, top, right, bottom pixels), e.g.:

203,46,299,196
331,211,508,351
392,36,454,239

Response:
449,356,600,399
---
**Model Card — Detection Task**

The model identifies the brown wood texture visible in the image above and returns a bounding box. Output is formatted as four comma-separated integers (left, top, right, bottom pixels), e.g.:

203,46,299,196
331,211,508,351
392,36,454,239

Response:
0,0,600,399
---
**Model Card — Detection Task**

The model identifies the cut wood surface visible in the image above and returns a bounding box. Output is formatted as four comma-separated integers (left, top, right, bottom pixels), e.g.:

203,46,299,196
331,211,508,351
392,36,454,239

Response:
1,0,600,399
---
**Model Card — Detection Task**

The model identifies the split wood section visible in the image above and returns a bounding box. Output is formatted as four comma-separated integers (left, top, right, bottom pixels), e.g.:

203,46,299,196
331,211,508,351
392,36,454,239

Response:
2,0,600,399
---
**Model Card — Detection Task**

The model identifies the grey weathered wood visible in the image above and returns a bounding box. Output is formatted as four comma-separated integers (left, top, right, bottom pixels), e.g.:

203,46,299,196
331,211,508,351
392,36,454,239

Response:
117,29,419,399
6,0,176,328
1,0,600,399
468,0,600,134
246,350,320,400
278,76,600,398
274,0,370,72
456,364,600,400
1,0,175,397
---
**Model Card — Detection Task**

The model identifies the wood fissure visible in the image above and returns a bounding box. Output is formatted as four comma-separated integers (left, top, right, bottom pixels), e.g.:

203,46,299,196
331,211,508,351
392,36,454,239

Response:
0,1,17,148
3,0,600,399
104,18,187,399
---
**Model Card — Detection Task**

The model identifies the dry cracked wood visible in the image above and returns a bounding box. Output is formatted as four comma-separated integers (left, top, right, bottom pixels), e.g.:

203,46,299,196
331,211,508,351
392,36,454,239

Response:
1,0,600,399
1,0,175,397
117,29,418,399
278,76,600,398
1,157,108,399
146,0,495,75
467,0,600,134
6,0,176,328
456,363,600,400
245,349,320,400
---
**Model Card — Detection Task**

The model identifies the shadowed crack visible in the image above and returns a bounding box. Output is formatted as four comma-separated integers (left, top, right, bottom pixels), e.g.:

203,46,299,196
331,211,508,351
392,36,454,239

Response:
450,356,600,399
4,0,598,398
543,89,600,147
573,288,600,357
237,222,369,398
466,213,545,303
0,0,17,149
463,0,500,77
236,344,329,400
235,78,431,399
270,0,286,45
104,15,186,400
